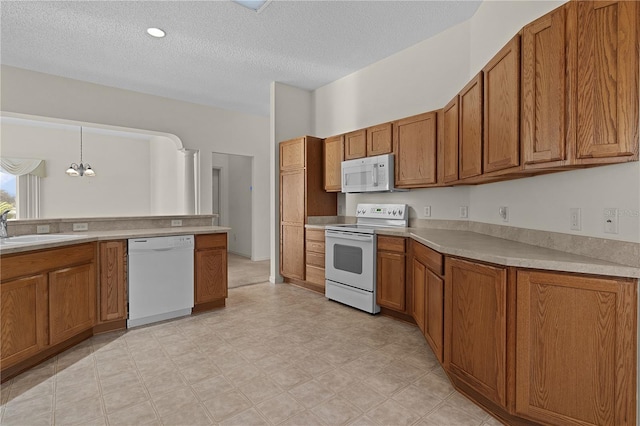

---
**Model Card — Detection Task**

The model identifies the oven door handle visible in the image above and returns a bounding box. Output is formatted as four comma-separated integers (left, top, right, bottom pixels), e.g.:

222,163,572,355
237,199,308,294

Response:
325,230,375,242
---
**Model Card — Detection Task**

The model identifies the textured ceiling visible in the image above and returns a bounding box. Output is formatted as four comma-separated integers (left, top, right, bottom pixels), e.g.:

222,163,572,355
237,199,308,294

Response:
1,1,481,116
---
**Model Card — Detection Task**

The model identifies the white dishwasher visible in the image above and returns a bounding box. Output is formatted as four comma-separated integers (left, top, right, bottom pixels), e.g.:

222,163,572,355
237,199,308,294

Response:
127,235,194,328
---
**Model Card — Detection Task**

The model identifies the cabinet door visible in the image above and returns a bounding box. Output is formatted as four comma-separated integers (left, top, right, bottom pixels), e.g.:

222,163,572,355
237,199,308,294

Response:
445,257,508,407
412,259,426,334
280,138,305,171
442,96,459,183
576,1,639,161
99,241,126,323
1,275,48,368
324,135,344,192
376,251,406,312
49,264,96,346
483,35,521,174
280,169,305,224
394,111,438,187
195,248,228,304
367,123,393,156
344,129,367,160
280,224,305,280
516,270,636,426
425,269,444,363
522,7,567,166
459,74,484,179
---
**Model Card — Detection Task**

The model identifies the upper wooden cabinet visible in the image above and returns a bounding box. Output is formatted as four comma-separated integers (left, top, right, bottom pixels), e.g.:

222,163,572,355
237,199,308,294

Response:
280,138,305,171
522,6,568,167
483,35,521,174
575,0,639,163
367,123,393,156
442,96,459,183
459,73,484,180
344,129,367,160
323,135,344,192
394,111,438,188
516,270,637,426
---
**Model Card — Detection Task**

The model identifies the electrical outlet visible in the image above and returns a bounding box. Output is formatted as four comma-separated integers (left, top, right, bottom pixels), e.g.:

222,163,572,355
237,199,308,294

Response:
36,225,50,234
423,206,431,217
604,208,619,234
171,219,183,227
570,208,581,231
459,206,468,219
498,206,509,222
72,223,88,232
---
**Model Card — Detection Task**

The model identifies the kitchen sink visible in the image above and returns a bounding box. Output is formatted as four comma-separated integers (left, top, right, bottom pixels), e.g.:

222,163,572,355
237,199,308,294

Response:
0,234,86,245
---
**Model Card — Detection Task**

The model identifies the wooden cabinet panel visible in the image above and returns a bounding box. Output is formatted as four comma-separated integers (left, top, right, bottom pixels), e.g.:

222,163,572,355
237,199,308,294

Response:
305,229,324,242
377,251,406,312
483,35,521,174
305,265,325,286
394,111,438,187
459,74,484,179
442,96,459,183
516,270,636,426
367,123,393,156
425,269,444,363
195,233,227,250
281,224,305,280
324,135,344,191
576,1,639,162
195,246,228,304
445,257,508,408
377,235,405,253
280,138,305,171
280,170,305,224
1,275,48,368
522,7,567,166
412,241,443,276
306,241,325,255
49,264,96,346
412,259,426,334
98,241,126,323
345,130,367,160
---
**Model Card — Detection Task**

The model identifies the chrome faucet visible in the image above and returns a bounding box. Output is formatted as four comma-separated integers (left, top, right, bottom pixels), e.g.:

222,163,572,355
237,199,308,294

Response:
0,209,10,238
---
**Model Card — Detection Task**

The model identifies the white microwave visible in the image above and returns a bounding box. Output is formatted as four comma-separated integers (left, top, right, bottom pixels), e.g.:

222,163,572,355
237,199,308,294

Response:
341,153,404,193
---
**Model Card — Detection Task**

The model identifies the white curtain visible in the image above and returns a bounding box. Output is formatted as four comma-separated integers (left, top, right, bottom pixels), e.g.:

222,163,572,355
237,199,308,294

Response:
0,157,46,177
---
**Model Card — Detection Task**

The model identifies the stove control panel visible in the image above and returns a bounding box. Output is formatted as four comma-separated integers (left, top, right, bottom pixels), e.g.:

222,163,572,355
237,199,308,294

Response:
355,204,408,220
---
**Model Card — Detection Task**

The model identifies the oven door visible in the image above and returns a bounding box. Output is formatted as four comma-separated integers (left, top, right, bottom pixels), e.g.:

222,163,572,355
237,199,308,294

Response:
325,229,375,292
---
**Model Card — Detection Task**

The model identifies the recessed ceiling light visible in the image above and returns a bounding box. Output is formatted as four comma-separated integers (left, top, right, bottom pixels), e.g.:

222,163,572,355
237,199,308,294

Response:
147,28,166,38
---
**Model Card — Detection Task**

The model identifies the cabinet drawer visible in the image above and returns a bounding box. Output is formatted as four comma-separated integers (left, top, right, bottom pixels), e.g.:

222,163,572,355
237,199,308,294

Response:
377,236,406,253
306,251,325,268
306,229,325,242
412,240,443,276
305,265,325,286
306,240,325,255
195,233,227,250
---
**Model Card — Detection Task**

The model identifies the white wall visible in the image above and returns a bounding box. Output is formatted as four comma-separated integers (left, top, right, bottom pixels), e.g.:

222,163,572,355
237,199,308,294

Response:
1,65,271,259
1,121,180,218
150,136,181,216
270,82,314,282
227,155,252,257
313,1,640,243
211,153,230,229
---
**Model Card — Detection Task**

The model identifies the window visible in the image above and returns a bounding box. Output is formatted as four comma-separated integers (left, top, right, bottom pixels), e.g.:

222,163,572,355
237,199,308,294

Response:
0,171,17,219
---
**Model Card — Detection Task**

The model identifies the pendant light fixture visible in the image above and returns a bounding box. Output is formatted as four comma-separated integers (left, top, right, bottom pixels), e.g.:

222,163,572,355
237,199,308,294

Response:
66,126,95,177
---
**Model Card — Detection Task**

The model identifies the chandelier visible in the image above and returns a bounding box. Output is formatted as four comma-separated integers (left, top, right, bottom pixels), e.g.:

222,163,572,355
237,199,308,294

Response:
65,126,95,177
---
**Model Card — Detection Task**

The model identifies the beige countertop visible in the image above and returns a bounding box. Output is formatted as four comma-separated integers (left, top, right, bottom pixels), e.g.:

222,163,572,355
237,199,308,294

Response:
0,226,230,255
308,224,640,279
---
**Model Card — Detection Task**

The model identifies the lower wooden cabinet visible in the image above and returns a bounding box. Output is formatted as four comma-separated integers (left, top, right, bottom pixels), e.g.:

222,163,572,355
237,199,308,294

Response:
305,229,326,292
280,224,305,280
98,240,127,325
515,270,637,426
445,257,509,408
0,274,48,368
376,236,407,313
49,263,96,346
194,233,228,310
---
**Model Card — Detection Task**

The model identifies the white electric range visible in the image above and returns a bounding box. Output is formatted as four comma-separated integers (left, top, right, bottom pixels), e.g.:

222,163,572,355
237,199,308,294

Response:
325,203,408,313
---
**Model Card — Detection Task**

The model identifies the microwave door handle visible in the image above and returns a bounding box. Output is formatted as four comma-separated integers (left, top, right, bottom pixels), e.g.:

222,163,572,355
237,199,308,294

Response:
372,164,378,186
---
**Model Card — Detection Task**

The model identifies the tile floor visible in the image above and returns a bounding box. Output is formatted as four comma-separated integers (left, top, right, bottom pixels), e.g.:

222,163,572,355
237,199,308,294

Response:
0,283,502,426
227,254,270,289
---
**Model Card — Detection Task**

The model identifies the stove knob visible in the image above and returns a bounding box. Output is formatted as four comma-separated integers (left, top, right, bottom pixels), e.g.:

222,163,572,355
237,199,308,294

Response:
399,209,403,216
388,211,392,215
393,209,397,216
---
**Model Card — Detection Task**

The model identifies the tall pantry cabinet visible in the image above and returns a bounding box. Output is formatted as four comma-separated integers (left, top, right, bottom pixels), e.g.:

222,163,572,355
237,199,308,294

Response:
279,136,337,282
